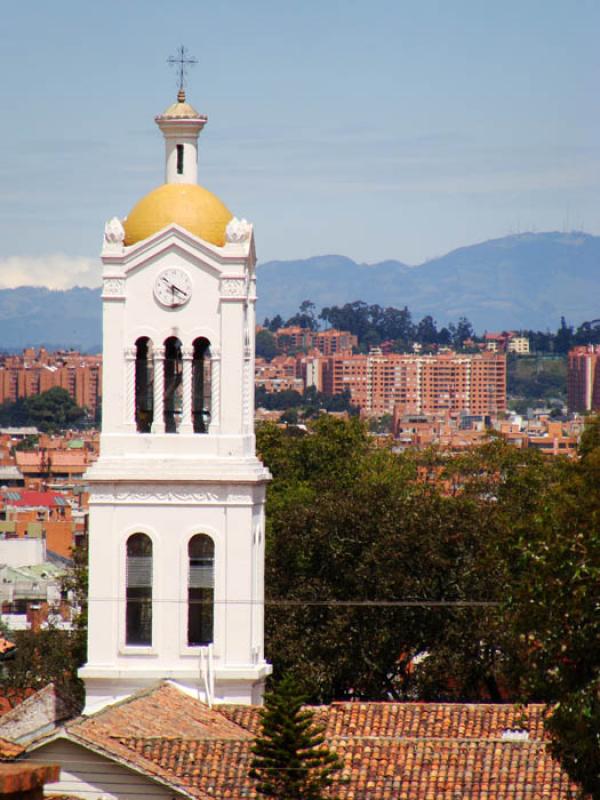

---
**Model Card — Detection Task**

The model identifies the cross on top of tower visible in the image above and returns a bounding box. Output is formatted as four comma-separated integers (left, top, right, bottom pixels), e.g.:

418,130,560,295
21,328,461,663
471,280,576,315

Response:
167,45,198,102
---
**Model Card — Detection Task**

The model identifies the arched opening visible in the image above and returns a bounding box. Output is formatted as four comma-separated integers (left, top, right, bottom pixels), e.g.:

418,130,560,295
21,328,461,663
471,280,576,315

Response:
126,533,153,646
192,337,211,433
135,337,153,433
164,336,182,433
188,534,214,646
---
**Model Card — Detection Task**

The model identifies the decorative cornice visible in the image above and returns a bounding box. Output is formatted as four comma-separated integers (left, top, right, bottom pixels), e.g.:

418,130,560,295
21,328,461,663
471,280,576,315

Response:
90,485,254,505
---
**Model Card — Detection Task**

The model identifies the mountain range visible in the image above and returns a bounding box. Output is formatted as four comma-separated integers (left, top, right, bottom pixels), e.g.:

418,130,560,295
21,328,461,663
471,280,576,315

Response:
0,231,597,351
256,232,600,332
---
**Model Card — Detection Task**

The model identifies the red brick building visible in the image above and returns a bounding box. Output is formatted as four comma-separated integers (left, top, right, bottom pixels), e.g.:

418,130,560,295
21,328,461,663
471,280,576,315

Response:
0,348,102,416
568,345,600,412
274,326,358,355
322,349,506,417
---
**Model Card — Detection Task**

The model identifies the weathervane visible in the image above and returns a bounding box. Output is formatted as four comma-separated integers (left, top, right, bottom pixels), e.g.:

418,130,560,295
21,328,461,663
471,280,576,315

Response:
167,45,198,94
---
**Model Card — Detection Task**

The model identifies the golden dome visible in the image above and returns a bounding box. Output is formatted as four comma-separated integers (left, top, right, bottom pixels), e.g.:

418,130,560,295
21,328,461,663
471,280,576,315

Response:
123,183,233,247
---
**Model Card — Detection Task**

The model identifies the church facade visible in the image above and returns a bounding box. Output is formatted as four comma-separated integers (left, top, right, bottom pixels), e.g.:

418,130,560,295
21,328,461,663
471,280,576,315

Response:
78,89,271,713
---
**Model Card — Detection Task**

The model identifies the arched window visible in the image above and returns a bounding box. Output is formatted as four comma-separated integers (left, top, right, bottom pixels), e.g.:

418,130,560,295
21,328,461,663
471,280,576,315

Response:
164,337,182,433
188,534,214,646
126,533,153,646
192,338,211,433
135,337,153,433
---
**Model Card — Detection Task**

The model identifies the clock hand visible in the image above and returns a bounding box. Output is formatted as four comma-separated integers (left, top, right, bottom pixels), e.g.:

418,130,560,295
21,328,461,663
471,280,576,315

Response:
170,283,187,297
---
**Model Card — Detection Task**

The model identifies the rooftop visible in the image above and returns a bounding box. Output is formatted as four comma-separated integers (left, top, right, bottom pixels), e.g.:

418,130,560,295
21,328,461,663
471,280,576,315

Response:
44,682,580,800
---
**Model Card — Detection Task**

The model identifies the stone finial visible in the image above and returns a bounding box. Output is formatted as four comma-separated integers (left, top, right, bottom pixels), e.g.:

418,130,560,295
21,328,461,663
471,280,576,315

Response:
225,217,252,244
104,217,125,246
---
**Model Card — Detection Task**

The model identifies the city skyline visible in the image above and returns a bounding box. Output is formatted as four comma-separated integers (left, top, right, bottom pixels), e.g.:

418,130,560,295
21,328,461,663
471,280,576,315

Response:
0,1,598,289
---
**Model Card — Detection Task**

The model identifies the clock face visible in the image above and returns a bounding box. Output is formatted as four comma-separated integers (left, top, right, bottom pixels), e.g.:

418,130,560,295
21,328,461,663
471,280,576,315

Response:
153,268,193,308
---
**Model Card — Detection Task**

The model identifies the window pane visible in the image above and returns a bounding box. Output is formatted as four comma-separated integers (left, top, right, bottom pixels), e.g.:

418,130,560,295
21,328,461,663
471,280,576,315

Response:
188,535,214,646
126,534,152,646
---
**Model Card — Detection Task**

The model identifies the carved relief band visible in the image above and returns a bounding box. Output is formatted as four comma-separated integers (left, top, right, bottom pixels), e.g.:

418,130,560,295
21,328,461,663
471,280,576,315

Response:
90,485,253,505
103,278,126,299
220,278,246,299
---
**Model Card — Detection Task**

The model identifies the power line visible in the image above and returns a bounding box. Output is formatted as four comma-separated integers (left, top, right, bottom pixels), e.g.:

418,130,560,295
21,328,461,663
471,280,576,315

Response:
80,597,500,608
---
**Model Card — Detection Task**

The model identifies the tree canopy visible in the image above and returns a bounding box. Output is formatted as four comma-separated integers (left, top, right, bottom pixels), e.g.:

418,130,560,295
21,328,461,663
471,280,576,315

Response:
0,387,87,432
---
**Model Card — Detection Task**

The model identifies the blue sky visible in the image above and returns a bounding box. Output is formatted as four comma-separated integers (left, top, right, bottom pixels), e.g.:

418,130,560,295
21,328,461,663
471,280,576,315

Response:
0,0,598,287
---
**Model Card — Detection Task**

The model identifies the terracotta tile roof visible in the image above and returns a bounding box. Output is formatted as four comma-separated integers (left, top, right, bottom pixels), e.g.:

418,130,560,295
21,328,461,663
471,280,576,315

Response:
63,683,581,800
111,736,579,800
220,700,548,740
0,737,24,760
71,683,253,741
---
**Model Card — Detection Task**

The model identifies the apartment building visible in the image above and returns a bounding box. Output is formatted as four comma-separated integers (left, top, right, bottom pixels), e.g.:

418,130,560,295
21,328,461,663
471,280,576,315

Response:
568,344,600,412
255,355,304,393
0,348,102,416
274,326,358,355
322,349,506,417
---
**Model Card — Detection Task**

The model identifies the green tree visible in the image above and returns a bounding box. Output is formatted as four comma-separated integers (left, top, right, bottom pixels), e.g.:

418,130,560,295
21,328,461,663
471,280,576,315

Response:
416,314,439,345
259,418,503,702
0,627,85,710
286,300,319,331
250,674,342,800
256,330,278,361
25,387,86,432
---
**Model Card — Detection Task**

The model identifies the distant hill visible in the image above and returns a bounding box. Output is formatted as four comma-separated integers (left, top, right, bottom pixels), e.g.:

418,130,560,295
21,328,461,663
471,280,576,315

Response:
0,232,597,350
256,232,600,331
0,286,102,351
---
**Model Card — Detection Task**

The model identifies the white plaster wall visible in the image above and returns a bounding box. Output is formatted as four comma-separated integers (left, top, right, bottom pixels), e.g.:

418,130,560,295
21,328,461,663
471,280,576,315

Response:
85,493,264,672
0,537,44,567
82,480,269,710
164,137,199,183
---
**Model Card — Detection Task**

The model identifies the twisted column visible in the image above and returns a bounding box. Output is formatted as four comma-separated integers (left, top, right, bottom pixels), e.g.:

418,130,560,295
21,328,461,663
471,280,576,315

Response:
181,346,194,434
151,345,166,434
124,346,136,430
243,344,252,433
209,346,221,434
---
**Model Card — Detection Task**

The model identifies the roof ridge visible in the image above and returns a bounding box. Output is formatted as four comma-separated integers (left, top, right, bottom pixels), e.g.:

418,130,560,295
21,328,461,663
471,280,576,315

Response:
328,735,548,744
71,680,173,723
327,700,547,709
121,734,255,743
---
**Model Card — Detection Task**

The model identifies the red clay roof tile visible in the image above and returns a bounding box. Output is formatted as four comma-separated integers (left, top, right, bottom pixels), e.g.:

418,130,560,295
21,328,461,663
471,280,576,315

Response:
63,683,581,800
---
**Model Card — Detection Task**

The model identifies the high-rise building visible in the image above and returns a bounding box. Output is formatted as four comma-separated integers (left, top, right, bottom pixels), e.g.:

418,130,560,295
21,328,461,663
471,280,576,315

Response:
322,350,506,417
568,345,600,412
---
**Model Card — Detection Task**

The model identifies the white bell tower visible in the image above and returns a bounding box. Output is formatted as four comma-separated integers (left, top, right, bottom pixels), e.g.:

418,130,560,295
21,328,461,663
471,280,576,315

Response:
79,88,271,714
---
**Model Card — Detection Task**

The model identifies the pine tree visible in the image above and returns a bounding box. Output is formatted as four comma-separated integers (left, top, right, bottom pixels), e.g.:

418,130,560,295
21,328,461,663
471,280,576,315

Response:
250,675,343,800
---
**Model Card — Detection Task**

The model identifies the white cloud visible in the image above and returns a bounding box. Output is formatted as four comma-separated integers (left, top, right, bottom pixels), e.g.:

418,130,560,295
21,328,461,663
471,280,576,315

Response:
0,254,101,290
